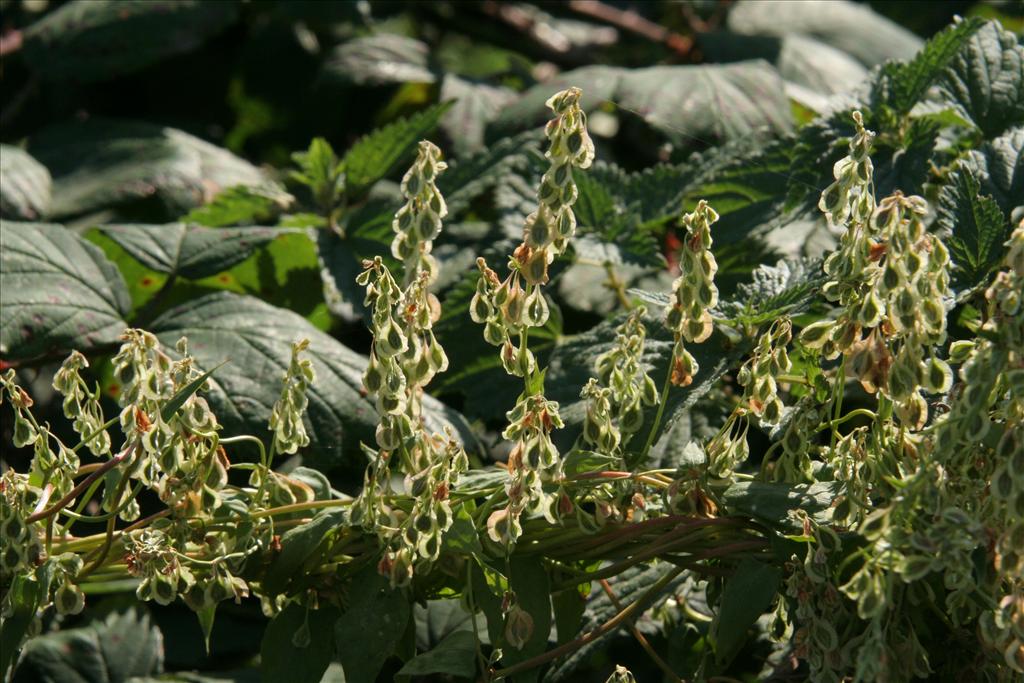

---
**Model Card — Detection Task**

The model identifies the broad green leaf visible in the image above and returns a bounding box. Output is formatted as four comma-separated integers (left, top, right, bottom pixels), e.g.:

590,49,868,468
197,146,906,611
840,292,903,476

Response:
938,165,1009,288
99,224,291,280
414,599,485,651
149,292,480,474
335,564,411,682
442,506,484,557
11,607,163,683
186,186,290,227
965,126,1023,221
1,220,130,362
726,0,922,67
321,33,435,86
440,74,516,157
342,102,452,197
937,20,1024,138
261,603,342,683
0,145,51,221
873,17,985,115
711,559,782,666
501,556,553,683
262,509,347,596
721,480,841,531
20,0,238,83
494,61,792,146
397,630,477,678
28,120,268,220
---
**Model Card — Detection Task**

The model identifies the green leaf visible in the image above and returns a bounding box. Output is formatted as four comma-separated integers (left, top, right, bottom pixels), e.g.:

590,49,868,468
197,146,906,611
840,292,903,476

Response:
263,509,347,596
149,292,479,474
196,604,217,655
335,564,411,682
397,630,477,678
873,17,986,115
99,224,291,280
551,587,586,647
321,33,435,86
726,0,922,67
937,20,1024,138
11,607,163,683
20,0,238,83
186,185,289,227
440,74,516,158
710,559,782,666
494,62,793,145
442,506,483,557
261,603,342,683
316,197,396,322
437,130,543,216
341,102,453,197
1,570,48,679
0,145,51,221
502,556,553,683
160,361,225,422
938,165,1009,288
28,120,269,220
965,126,1023,221
415,599,484,651
720,480,841,531
1,220,131,362
718,259,825,326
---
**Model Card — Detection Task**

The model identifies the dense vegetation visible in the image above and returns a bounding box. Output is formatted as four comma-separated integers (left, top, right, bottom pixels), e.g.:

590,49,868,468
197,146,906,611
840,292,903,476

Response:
1,1,1022,682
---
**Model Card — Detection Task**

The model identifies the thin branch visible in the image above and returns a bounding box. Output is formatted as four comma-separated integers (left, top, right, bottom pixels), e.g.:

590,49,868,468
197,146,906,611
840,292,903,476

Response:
568,0,693,57
599,578,686,683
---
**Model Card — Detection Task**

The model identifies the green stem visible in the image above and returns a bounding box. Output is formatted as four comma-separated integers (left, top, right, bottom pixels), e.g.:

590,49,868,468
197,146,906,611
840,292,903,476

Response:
26,445,132,523
636,364,673,468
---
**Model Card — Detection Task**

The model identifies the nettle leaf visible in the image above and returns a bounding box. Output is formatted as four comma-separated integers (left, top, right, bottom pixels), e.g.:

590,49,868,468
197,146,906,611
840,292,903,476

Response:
398,630,477,678
966,126,1023,221
342,102,452,197
261,603,342,683
441,74,517,158
12,607,163,683
28,120,268,220
185,185,290,227
98,224,292,280
1,220,131,362
335,564,411,682
937,20,1024,138
317,196,396,322
938,165,1009,289
718,259,825,325
149,292,479,474
438,130,543,216
872,17,985,115
0,145,51,221
726,0,922,68
20,0,238,83
711,559,782,667
322,33,435,86
494,61,792,145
